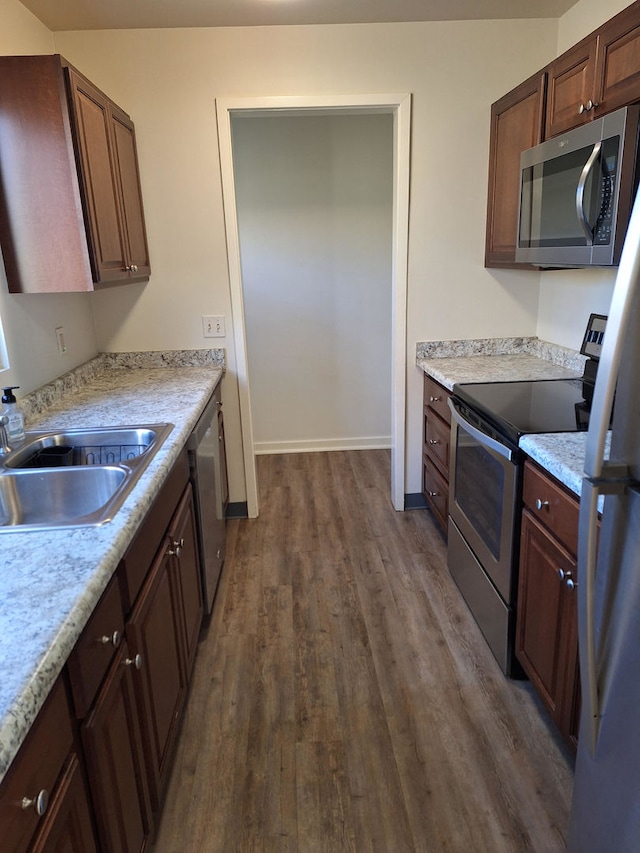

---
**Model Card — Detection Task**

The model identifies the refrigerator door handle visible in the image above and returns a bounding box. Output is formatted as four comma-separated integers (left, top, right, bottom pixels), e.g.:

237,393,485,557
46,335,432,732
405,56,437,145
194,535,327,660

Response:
584,183,640,479
578,478,602,755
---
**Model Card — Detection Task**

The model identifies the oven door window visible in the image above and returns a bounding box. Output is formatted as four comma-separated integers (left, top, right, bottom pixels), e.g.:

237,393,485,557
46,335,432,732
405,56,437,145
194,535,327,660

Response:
455,434,504,561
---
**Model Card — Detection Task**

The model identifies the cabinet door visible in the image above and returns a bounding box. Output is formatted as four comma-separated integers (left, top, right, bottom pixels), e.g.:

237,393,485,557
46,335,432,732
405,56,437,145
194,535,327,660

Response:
545,37,598,137
594,2,640,115
31,754,98,853
485,72,546,267
110,105,151,279
0,677,75,853
127,543,187,812
169,484,203,677
67,69,130,284
81,643,151,853
516,510,578,737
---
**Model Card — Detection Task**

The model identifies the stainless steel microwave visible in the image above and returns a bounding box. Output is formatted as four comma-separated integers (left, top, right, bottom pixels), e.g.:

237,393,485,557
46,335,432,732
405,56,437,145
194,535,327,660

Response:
516,105,640,267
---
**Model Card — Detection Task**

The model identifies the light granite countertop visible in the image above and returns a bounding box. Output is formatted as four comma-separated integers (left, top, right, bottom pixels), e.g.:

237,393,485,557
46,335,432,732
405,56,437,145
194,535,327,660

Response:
416,337,592,497
520,431,611,502
417,353,581,391
0,352,223,786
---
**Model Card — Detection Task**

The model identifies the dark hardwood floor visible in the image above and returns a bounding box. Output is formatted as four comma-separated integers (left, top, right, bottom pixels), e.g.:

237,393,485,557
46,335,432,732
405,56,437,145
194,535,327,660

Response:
152,450,574,852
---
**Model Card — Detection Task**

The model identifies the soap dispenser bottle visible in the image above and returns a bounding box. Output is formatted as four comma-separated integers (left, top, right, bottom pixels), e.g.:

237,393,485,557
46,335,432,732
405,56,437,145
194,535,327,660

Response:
2,386,26,445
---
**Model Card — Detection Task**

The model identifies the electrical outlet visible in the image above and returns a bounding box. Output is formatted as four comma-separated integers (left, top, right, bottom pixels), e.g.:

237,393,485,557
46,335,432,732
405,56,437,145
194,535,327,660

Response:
55,326,67,356
202,315,225,338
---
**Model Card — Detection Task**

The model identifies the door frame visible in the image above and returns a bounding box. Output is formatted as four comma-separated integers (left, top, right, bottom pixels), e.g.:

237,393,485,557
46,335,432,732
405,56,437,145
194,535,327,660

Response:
216,93,411,517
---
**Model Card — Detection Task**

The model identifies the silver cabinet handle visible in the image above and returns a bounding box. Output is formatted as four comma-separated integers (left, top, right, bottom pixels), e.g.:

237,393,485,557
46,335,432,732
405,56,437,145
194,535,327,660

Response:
536,498,550,510
22,789,48,816
428,438,439,445
97,630,121,647
168,537,185,557
428,490,440,497
130,264,138,273
429,395,441,403
123,654,142,670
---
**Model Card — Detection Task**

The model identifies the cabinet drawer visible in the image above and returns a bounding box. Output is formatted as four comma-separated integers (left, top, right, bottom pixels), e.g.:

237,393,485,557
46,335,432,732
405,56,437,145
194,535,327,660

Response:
424,375,450,425
0,677,74,853
523,461,579,556
425,409,450,477
67,573,125,719
423,456,448,533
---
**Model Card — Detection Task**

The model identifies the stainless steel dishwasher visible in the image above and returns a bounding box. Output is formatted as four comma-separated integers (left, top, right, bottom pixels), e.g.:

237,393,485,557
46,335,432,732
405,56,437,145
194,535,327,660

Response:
187,384,227,614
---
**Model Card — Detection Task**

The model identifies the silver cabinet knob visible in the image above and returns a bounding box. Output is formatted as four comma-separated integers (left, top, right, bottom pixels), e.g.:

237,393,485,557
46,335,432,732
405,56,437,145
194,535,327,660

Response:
428,438,439,445
216,548,222,560
428,490,440,497
536,498,550,510
123,654,143,670
429,395,441,403
22,789,48,816
558,568,576,590
168,537,185,558
98,630,121,647
130,264,138,273
578,102,586,114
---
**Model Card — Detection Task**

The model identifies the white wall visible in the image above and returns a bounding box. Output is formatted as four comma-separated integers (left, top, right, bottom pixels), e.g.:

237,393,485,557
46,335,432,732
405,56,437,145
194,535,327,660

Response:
232,112,393,453
52,19,559,497
536,0,637,351
0,0,100,396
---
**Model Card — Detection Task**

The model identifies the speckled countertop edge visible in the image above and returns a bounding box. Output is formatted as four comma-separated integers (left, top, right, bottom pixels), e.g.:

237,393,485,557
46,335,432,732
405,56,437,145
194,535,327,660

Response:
0,350,224,785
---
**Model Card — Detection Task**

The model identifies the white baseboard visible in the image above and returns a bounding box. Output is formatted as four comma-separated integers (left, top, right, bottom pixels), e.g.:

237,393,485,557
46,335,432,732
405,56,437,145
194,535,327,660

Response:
254,436,392,455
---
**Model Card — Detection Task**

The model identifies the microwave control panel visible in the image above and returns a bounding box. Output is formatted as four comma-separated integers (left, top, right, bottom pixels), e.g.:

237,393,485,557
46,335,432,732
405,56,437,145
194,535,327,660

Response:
593,138,619,245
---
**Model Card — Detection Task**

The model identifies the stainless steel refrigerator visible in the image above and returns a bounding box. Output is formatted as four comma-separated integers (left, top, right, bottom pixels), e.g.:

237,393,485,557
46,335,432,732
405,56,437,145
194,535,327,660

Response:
568,183,640,850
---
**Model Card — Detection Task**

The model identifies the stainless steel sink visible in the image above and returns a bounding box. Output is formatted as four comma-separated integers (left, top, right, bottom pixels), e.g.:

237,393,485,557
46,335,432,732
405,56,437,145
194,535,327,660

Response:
3,425,171,469
0,423,173,531
0,467,128,528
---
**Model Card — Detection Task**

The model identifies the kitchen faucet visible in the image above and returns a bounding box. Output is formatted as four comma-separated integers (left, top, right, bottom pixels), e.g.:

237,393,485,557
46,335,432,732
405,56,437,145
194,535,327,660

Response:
0,415,11,454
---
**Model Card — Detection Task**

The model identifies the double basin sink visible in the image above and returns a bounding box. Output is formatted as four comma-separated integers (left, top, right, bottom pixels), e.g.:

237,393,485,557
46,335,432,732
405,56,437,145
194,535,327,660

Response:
0,424,173,531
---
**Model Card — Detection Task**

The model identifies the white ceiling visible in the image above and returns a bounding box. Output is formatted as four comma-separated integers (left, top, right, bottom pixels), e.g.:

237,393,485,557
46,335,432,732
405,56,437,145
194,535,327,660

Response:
19,0,581,31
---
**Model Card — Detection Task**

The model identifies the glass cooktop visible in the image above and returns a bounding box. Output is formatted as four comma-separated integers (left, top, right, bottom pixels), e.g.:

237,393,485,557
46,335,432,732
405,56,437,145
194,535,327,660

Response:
453,377,593,445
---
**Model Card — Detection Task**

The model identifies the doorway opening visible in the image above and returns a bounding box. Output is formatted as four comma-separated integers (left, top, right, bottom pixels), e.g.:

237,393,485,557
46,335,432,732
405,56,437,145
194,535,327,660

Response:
216,94,411,517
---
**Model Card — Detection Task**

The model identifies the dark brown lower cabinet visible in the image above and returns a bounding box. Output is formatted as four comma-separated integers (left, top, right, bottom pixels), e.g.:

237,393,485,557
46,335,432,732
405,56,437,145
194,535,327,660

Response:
169,484,204,678
0,676,98,853
81,642,152,852
516,508,580,749
31,753,99,853
127,541,187,813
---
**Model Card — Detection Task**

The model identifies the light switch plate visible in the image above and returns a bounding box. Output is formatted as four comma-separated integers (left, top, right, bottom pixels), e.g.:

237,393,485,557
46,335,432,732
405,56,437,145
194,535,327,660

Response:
202,315,225,338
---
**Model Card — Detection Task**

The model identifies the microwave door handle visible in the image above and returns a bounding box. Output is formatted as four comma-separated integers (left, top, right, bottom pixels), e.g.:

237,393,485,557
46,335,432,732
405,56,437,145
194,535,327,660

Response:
576,141,602,245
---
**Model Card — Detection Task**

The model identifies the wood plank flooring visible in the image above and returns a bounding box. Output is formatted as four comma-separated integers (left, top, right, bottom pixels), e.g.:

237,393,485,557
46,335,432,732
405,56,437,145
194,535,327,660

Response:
152,450,574,852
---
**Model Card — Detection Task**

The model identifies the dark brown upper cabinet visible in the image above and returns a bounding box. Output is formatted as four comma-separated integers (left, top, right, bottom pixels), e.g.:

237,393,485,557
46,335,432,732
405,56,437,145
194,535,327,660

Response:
0,55,149,294
484,72,546,268
546,1,640,137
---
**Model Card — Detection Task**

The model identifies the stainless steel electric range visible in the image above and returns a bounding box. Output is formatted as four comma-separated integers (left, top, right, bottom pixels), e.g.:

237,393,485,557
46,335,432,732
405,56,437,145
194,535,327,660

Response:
446,317,606,676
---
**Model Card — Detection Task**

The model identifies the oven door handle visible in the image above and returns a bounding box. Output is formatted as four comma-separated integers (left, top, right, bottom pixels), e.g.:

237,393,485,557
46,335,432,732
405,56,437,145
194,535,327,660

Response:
448,398,516,462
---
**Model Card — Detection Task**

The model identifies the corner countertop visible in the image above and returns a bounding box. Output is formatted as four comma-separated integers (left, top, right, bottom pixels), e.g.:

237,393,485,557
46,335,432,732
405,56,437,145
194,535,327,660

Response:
416,337,591,497
0,352,223,786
